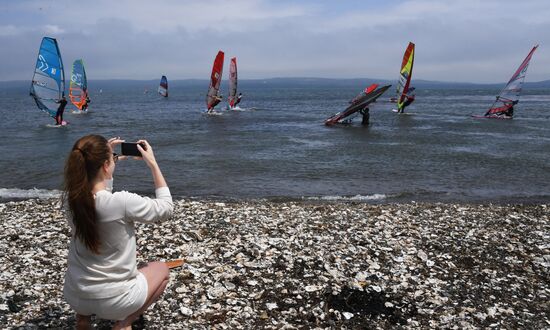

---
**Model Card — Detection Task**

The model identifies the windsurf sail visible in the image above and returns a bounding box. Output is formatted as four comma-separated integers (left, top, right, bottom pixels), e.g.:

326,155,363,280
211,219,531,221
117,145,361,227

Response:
158,75,168,97
228,57,238,108
69,59,87,110
396,42,415,112
349,83,379,104
483,44,538,118
325,85,392,126
30,37,65,118
206,50,225,110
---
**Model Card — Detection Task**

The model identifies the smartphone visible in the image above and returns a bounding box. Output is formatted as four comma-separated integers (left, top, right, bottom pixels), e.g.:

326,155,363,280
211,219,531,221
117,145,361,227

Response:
121,142,145,157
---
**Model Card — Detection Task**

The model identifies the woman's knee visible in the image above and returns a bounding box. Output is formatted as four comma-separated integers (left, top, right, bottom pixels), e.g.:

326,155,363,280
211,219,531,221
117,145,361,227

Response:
152,261,170,279
140,261,170,282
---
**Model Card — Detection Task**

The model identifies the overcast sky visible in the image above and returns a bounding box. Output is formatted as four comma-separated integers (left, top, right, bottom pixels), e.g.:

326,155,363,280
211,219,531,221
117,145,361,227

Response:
1,0,549,83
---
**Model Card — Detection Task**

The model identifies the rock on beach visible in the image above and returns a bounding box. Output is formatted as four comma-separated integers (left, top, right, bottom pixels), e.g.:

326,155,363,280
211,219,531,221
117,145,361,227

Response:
0,199,548,329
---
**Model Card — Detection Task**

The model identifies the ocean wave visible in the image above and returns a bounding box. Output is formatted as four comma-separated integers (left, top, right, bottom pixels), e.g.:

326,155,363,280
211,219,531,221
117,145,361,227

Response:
305,194,387,201
0,188,61,200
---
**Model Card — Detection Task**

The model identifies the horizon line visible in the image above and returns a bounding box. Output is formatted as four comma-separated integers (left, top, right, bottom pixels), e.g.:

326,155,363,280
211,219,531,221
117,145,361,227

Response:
1,77,549,86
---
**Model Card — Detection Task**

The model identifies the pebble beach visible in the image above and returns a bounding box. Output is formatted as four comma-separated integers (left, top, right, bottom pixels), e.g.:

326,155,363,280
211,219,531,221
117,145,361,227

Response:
0,199,548,329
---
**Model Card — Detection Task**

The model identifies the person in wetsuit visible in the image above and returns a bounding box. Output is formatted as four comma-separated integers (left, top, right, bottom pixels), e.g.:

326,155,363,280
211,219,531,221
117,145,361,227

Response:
489,97,518,118
360,107,370,126
234,93,243,107
503,103,515,117
55,96,68,125
397,87,416,113
82,96,90,112
208,94,223,112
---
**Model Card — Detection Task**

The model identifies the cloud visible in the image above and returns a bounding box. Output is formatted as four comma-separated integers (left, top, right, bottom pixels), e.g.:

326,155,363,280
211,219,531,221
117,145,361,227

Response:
0,25,19,36
0,0,549,82
38,0,312,34
44,25,64,35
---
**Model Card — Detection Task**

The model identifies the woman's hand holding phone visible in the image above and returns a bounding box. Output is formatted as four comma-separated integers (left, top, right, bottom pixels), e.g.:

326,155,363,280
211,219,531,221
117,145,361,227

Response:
117,139,166,188
136,140,158,169
117,139,160,176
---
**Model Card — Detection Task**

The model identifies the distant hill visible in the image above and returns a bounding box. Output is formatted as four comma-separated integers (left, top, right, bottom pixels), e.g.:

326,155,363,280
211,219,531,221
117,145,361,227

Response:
3,78,550,90
525,80,550,88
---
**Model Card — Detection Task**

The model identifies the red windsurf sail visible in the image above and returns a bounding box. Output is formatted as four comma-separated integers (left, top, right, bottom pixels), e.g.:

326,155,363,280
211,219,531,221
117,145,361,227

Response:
206,51,225,110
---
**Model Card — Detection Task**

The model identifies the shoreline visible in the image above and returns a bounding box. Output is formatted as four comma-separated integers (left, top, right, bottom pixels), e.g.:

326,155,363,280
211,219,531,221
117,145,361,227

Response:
1,198,548,328
1,191,550,206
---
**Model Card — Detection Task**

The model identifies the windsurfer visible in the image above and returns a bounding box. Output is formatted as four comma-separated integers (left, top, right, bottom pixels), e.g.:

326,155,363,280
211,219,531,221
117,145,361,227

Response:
504,105,514,117
398,87,416,113
82,96,90,112
55,96,68,125
234,93,243,107
403,94,416,107
210,94,222,110
492,99,518,117
360,107,370,126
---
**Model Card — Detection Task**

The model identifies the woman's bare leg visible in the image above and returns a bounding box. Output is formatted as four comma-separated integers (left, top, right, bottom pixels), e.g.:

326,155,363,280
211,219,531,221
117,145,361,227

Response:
112,261,169,329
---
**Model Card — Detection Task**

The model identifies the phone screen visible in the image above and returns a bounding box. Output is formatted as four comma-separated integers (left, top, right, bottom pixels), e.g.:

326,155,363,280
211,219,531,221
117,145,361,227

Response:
120,143,143,157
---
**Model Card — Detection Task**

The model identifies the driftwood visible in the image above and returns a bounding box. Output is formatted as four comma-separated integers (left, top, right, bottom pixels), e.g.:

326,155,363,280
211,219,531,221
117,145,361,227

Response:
165,259,184,269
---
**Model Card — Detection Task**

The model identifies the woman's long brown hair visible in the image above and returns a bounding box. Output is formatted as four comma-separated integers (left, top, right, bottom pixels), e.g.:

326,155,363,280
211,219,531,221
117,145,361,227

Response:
63,135,110,254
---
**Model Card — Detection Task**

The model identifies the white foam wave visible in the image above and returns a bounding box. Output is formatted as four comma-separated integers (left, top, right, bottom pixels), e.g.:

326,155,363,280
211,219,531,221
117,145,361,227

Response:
305,194,387,201
0,188,62,200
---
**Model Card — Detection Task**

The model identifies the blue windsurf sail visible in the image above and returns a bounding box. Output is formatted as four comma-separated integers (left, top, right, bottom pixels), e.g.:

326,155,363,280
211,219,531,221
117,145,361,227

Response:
30,37,65,118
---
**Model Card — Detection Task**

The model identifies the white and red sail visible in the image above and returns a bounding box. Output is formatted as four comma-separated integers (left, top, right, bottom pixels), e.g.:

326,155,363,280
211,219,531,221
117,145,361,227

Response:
206,50,225,110
484,45,538,117
228,57,238,108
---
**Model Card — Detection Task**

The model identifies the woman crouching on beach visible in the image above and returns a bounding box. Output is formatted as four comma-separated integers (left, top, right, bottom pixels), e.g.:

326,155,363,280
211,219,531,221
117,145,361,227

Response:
62,135,173,329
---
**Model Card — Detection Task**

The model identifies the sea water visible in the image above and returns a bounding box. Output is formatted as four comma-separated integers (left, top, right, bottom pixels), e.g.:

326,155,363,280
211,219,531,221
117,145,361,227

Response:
0,80,549,203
